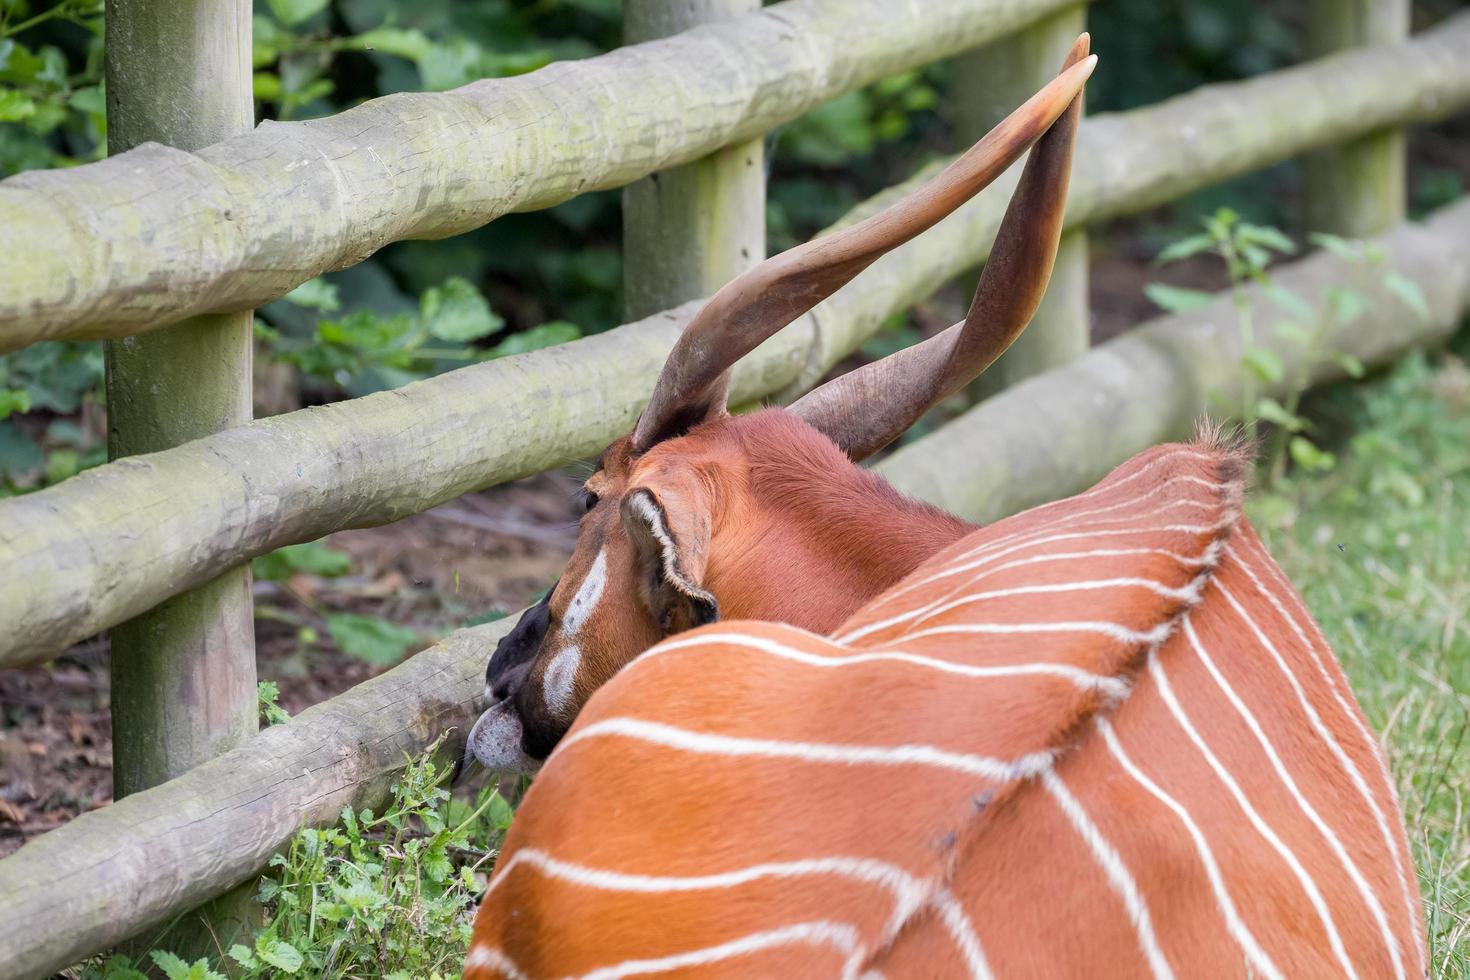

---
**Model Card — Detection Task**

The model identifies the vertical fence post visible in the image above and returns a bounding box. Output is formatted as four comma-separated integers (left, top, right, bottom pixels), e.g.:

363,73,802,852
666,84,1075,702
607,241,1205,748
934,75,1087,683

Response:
104,0,258,952
1303,0,1409,238
622,0,765,321
952,6,1089,395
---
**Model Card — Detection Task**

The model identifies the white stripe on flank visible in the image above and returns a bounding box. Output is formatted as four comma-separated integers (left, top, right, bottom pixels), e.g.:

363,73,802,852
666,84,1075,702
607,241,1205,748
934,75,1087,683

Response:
1228,541,1424,958
1149,650,1359,979
879,490,1227,610
1096,718,1284,980
895,576,1204,636
464,945,529,980
837,546,1214,645
1197,594,1407,980
857,513,1236,641
487,849,928,941
1041,768,1177,980
641,632,1130,700
930,888,994,980
561,717,1055,783
579,920,865,980
900,620,1175,647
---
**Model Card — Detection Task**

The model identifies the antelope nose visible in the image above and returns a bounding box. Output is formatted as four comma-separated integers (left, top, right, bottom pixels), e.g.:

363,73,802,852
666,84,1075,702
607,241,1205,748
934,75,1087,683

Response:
487,596,552,698
464,699,542,777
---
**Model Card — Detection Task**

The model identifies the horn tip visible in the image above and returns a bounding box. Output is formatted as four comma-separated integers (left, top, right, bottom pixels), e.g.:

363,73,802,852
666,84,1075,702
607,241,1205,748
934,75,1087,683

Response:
1064,33,1092,69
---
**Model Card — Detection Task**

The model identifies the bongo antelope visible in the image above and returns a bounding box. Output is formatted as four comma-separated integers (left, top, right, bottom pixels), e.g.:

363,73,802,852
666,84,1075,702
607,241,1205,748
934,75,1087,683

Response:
462,36,1423,978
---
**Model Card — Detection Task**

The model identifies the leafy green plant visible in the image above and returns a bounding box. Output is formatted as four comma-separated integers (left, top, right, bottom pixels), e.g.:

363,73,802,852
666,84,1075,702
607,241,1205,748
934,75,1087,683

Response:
257,274,580,398
0,0,106,175
0,340,104,493
1147,209,1428,485
78,735,515,979
258,680,292,727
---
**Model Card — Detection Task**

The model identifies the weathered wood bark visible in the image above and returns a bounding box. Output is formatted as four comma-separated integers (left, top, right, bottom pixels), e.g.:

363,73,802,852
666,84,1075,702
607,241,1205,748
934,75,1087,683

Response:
0,0,1081,353
103,0,260,955
878,199,1470,521
955,5,1090,396
3,22,1470,667
0,619,513,980
3,198,1469,980
622,0,764,320
1303,0,1408,237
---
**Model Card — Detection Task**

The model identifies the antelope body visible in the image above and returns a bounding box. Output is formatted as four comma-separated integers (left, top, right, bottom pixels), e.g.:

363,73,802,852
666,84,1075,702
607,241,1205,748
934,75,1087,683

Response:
467,439,1423,978
460,36,1423,978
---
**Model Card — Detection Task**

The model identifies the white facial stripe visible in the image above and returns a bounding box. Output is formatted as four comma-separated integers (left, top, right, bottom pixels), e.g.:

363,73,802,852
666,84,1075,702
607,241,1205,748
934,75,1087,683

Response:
563,548,609,638
541,548,609,715
543,644,581,716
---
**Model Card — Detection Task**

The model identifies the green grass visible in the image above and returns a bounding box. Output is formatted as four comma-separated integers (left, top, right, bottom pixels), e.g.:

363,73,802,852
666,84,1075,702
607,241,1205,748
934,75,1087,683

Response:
1249,347,1470,977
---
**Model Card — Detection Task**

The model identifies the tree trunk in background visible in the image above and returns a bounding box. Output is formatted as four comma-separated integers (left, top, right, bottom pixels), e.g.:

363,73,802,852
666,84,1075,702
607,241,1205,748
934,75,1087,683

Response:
1303,0,1408,237
104,0,259,956
622,0,765,320
954,5,1089,398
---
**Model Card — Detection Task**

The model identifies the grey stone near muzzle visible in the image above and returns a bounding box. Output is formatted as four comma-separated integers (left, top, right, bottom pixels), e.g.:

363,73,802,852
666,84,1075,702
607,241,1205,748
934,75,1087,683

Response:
465,698,543,777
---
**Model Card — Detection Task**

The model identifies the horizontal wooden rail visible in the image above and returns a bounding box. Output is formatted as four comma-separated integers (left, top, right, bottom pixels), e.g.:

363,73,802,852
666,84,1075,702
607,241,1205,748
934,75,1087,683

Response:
0,0,1078,354
2,15,1469,666
3,196,1468,979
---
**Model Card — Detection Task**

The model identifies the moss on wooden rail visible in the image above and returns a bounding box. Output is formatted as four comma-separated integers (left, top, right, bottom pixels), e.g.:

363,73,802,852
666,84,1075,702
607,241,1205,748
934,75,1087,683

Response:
0,0,1078,353
3,198,1469,978
3,15,1470,666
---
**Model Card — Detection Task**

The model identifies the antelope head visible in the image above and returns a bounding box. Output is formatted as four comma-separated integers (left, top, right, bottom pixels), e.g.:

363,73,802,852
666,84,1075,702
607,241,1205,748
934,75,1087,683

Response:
466,38,1094,776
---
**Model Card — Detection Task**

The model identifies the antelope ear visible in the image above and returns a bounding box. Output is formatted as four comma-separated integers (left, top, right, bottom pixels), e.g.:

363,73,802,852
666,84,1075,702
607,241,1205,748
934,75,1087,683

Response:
621,487,719,634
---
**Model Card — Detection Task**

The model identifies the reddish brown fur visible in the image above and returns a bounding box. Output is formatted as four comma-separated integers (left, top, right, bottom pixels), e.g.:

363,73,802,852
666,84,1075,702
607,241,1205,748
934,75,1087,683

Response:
467,441,1423,979
518,409,974,736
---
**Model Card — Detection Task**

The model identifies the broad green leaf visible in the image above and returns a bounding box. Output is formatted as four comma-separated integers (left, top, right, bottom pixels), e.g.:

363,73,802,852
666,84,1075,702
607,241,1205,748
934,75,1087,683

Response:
326,613,419,666
1288,436,1336,473
226,945,259,969
252,71,282,102
355,27,435,63
1243,346,1285,384
0,421,43,479
266,0,329,27
421,276,503,342
1237,223,1296,255
1153,232,1214,265
1326,287,1369,327
67,85,104,115
1334,352,1366,379
283,276,340,312
1254,397,1304,432
252,15,281,68
487,792,515,831
1383,270,1430,322
1272,320,1311,347
1143,283,1214,315
1307,231,1365,261
147,951,191,980
0,89,36,123
1262,283,1314,321
255,936,304,974
490,320,581,358
251,540,352,581
0,387,31,419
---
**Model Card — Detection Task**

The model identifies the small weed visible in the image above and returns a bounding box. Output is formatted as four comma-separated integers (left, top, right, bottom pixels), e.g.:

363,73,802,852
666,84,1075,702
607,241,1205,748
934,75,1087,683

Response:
78,733,515,979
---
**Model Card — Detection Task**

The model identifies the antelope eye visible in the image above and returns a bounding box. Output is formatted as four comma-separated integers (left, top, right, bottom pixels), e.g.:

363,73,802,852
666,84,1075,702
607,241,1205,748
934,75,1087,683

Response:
582,491,599,513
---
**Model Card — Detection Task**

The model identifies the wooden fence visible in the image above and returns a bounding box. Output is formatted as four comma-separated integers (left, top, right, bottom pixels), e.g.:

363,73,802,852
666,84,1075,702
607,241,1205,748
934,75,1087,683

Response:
1,0,1468,975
